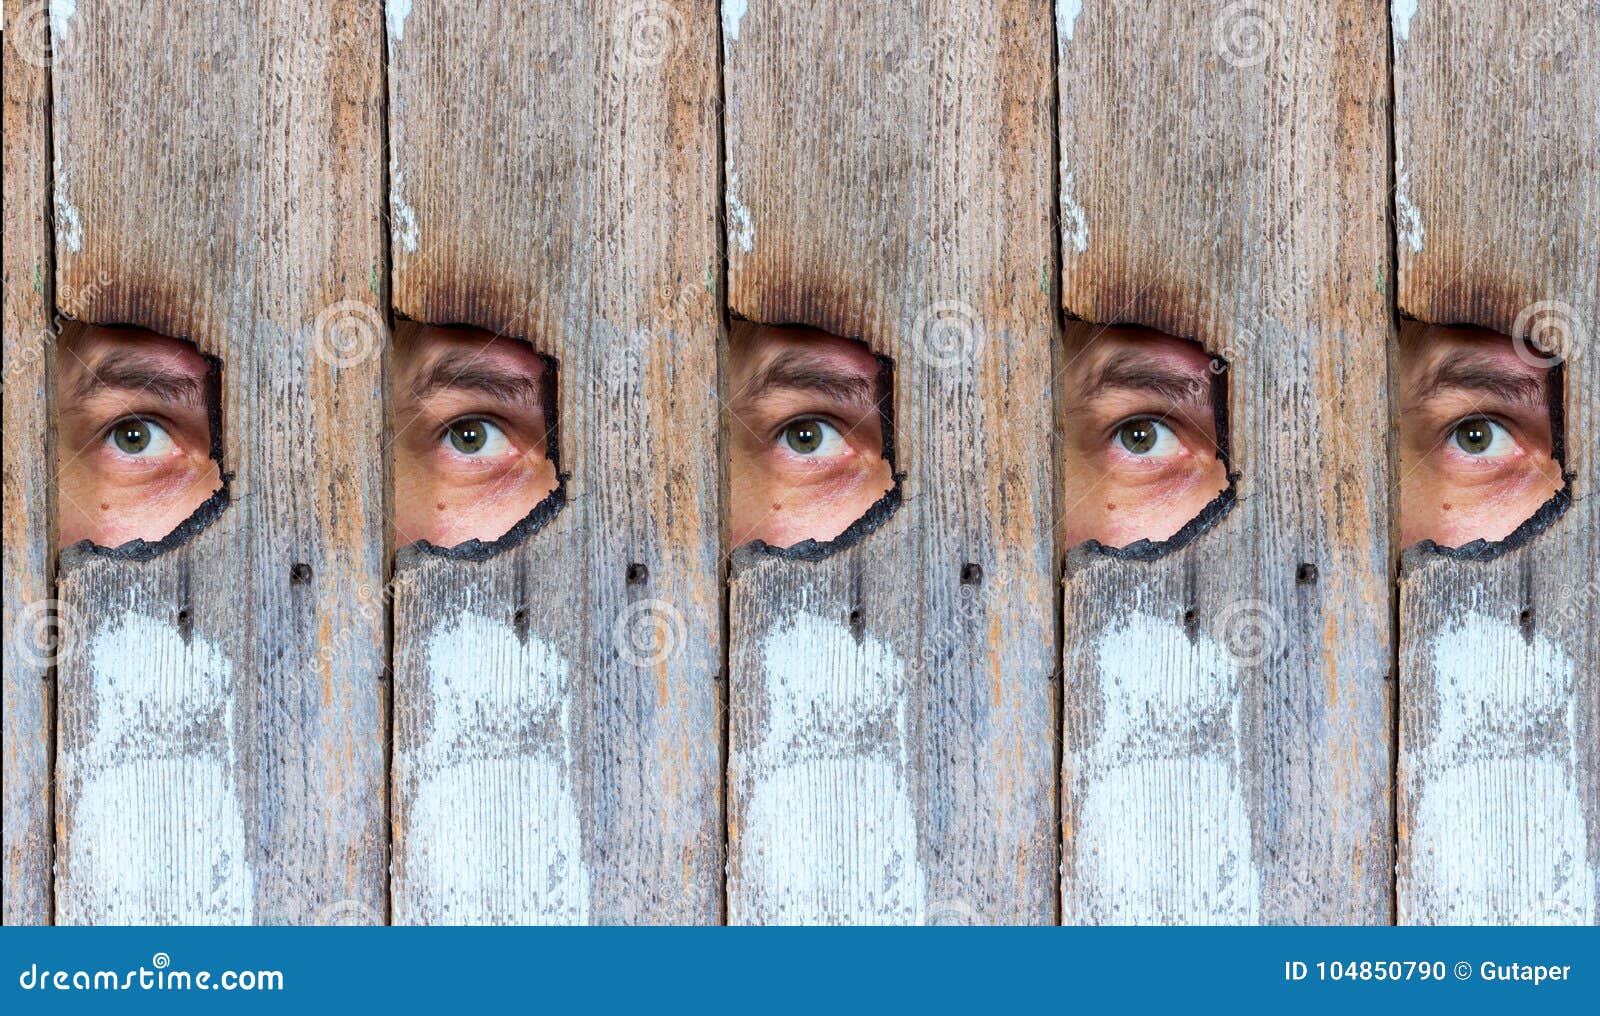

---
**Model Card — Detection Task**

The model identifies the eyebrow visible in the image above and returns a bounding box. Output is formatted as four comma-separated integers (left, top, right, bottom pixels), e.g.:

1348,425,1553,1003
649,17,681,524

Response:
73,350,206,406
412,350,544,404
741,350,884,408
1084,350,1211,406
1416,353,1548,407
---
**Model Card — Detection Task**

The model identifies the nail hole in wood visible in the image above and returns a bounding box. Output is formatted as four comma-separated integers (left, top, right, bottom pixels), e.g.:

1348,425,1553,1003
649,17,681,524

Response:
290,562,313,585
1296,562,1318,585
626,562,648,586
960,562,983,585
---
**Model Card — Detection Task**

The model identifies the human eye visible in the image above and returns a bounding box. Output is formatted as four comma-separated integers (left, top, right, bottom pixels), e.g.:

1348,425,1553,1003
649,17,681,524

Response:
1448,416,1516,459
442,417,513,458
1111,416,1182,459
777,417,846,458
103,416,178,459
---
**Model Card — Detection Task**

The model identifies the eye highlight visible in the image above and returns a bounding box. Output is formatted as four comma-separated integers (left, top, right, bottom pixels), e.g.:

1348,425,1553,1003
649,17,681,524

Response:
1114,417,1180,458
1451,416,1514,458
780,417,844,457
444,417,511,457
105,416,177,458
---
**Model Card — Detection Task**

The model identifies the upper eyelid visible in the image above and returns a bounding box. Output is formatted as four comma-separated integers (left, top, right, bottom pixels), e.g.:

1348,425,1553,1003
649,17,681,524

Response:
768,413,853,443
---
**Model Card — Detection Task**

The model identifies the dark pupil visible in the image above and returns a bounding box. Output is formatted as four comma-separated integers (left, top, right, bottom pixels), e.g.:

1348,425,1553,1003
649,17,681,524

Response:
1457,420,1491,454
786,421,823,454
1120,420,1156,454
450,420,487,454
114,420,150,454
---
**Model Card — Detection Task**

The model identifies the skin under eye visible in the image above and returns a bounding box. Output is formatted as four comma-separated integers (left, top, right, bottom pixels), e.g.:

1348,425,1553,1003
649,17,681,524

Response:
779,417,846,458
1450,416,1516,458
1114,416,1181,458
104,416,178,459
443,417,512,457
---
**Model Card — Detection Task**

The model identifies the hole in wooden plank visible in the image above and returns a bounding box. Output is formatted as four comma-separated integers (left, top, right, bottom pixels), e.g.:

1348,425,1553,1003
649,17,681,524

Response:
54,321,231,558
392,319,566,559
626,562,649,585
1059,323,1235,559
1398,320,1570,559
960,562,983,585
725,317,901,559
1296,562,1318,585
290,562,313,585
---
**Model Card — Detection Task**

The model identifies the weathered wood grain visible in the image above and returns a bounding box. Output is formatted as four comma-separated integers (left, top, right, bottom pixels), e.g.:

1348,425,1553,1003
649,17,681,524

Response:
1394,2,1599,925
2,6,58,925
387,0,722,924
50,1,388,923
1058,1,1395,923
724,0,1058,924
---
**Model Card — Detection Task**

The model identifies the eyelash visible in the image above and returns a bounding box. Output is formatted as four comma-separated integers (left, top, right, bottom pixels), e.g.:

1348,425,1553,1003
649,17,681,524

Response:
100,413,182,451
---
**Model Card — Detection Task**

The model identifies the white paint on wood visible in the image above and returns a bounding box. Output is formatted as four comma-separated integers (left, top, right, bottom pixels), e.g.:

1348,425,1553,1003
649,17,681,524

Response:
53,165,83,254
726,169,755,254
1057,0,1083,42
1060,167,1089,254
1395,155,1425,254
390,167,420,254
722,0,747,46
62,612,253,924
739,608,925,924
1392,0,1418,43
398,611,590,924
50,0,77,31
1405,612,1595,925
386,0,412,44
1074,610,1260,923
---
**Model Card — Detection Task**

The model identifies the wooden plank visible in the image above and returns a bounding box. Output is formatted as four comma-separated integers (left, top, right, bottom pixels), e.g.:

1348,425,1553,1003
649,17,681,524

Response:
1394,1,1599,924
387,0,722,923
50,1,388,923
1058,1,1394,923
2,5,57,925
723,0,1058,924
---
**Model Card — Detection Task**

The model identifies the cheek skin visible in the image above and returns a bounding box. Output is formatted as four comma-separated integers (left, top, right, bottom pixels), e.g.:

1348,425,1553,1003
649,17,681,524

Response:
394,449,558,547
57,448,222,548
1399,446,1562,547
1061,448,1226,547
730,443,893,548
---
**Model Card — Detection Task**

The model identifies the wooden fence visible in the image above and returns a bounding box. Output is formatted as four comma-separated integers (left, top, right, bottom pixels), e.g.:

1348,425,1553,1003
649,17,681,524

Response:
3,0,1595,925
